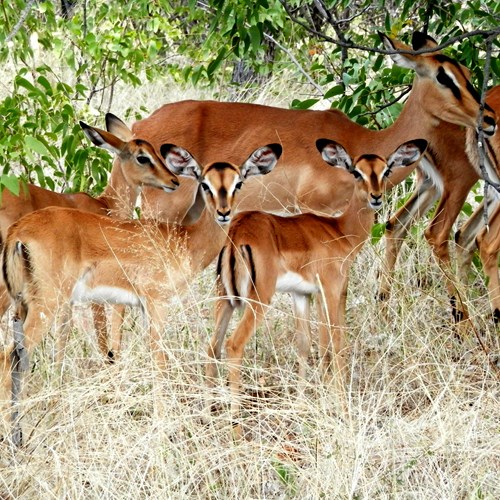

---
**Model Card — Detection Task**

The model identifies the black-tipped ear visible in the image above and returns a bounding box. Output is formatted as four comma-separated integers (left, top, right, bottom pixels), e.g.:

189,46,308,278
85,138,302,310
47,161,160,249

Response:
105,113,132,141
267,143,283,160
79,121,90,131
160,143,175,159
316,138,352,171
412,31,438,50
387,139,428,169
412,138,428,153
161,143,201,178
316,138,332,153
241,143,282,178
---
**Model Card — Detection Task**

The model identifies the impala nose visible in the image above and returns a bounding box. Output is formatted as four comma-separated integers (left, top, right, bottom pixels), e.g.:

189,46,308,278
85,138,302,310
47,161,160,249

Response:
217,209,231,224
370,194,382,208
482,114,497,136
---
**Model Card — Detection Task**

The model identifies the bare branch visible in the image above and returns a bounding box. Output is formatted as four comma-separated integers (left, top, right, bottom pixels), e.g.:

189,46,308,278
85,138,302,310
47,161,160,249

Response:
5,0,37,44
263,32,326,97
358,86,412,118
280,0,500,56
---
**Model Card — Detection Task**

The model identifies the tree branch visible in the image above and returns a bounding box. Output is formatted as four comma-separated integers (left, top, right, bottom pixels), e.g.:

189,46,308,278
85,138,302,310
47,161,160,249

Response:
5,0,37,44
280,0,500,56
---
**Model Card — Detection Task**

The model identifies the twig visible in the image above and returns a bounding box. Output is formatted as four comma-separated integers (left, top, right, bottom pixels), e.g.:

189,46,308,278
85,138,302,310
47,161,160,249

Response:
263,32,326,97
358,86,412,117
280,0,500,56
5,0,36,44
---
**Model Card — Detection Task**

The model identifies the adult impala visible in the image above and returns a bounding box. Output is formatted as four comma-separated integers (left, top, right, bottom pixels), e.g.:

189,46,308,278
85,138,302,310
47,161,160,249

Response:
454,85,500,323
0,142,281,444
131,31,496,322
0,114,181,358
206,139,427,434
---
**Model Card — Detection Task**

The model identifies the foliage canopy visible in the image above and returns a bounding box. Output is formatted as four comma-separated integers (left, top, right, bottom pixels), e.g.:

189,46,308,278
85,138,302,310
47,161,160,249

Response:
0,0,498,194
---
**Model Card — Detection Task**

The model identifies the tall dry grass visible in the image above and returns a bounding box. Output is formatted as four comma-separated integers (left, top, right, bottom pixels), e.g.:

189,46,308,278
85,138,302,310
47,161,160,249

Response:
0,76,499,499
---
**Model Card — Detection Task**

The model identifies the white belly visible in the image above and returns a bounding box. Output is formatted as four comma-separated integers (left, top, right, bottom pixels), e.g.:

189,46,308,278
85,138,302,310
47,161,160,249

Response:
71,280,141,307
276,271,319,295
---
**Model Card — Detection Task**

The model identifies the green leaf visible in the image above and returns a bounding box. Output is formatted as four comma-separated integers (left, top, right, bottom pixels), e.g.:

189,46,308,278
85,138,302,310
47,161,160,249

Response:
25,136,51,157
324,85,344,99
0,175,21,196
290,98,319,110
248,25,261,54
371,222,386,244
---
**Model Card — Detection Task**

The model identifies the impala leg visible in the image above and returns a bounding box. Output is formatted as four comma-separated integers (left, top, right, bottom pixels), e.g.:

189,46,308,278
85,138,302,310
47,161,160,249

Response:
291,293,311,389
316,286,347,395
206,297,234,385
423,180,476,323
476,207,500,324
379,176,439,303
454,201,486,326
0,285,13,340
225,300,267,438
455,201,486,284
109,304,126,361
4,297,59,444
54,302,73,363
91,303,110,360
146,301,169,373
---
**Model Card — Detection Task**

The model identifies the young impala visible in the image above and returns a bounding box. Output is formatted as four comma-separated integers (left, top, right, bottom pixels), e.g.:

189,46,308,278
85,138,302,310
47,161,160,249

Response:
132,32,495,325
0,142,281,444
0,114,180,352
206,138,427,433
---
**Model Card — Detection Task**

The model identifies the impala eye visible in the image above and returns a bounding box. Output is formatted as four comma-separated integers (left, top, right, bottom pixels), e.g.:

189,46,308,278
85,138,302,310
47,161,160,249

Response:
383,169,391,178
235,181,243,191
137,155,150,165
201,182,210,192
352,170,362,180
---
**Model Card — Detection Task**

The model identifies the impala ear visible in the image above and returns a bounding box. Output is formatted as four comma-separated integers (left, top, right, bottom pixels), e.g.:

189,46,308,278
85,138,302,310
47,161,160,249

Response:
161,144,201,178
80,121,125,154
387,139,428,169
379,31,420,70
105,113,133,141
412,31,438,51
241,143,282,178
316,138,353,171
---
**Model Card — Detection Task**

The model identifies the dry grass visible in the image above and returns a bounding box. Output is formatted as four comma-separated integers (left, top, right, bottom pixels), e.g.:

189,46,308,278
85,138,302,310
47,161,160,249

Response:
1,222,499,499
1,74,499,498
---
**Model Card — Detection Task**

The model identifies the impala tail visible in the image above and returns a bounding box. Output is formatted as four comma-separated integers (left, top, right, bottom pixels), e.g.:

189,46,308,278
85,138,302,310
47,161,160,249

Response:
2,238,31,321
216,243,256,307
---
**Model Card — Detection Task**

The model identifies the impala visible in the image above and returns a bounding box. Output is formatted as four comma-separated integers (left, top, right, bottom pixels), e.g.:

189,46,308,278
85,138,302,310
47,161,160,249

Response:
206,139,427,433
377,33,497,321
131,32,495,323
455,85,500,323
0,143,281,443
0,114,180,353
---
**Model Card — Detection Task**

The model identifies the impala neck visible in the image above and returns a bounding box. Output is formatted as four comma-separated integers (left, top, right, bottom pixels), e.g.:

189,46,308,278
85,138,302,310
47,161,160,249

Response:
386,79,440,138
183,199,229,274
97,162,140,218
334,188,375,249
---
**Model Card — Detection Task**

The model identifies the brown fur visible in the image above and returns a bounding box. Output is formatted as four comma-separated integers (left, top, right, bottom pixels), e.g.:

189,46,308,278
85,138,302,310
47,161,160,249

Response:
206,140,427,434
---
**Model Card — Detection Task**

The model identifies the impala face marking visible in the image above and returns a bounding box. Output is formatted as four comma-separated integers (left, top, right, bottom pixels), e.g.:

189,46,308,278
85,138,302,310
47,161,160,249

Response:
206,138,427,436
382,32,497,135
0,142,283,445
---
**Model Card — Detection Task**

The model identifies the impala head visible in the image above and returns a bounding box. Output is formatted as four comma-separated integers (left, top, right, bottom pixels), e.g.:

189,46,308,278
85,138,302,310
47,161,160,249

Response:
317,138,428,209
380,31,497,135
162,143,282,224
80,114,180,193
